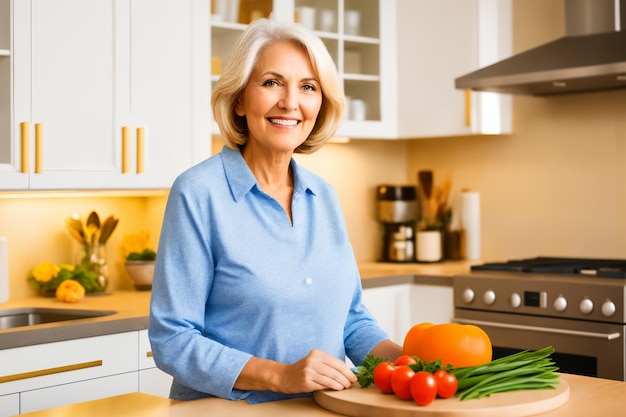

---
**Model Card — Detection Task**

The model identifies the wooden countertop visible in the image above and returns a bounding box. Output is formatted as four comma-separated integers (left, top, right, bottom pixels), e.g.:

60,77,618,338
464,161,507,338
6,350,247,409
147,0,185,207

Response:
358,261,475,279
0,291,152,349
19,373,626,417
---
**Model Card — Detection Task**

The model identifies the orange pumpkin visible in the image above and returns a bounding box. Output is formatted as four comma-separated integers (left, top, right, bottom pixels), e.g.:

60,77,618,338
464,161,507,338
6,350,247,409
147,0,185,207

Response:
402,322,492,368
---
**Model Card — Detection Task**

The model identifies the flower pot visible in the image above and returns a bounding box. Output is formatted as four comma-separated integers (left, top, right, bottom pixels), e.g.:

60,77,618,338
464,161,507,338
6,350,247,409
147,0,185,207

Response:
124,261,155,291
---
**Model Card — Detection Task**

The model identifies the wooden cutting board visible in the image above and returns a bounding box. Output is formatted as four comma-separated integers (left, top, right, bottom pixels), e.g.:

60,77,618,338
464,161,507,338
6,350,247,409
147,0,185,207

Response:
314,378,569,417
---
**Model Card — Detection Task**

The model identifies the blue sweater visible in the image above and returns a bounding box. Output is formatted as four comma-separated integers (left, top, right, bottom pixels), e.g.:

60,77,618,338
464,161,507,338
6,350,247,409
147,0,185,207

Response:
149,146,388,403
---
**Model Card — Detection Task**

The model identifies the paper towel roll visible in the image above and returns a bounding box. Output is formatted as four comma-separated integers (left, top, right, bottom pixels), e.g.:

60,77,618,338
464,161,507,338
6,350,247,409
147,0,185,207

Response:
460,191,481,260
0,237,8,302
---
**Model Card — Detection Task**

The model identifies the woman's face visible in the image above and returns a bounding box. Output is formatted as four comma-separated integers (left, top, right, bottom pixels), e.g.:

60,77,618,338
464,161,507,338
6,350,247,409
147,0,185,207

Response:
236,41,323,154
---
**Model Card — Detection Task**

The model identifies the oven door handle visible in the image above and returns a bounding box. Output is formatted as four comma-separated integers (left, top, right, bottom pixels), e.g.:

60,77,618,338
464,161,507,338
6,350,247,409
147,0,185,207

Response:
453,318,622,341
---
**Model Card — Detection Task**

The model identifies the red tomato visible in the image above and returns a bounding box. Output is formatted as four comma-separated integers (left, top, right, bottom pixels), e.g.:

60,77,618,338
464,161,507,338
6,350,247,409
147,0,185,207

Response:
433,369,458,399
390,366,416,400
410,371,437,406
394,355,417,367
373,362,396,394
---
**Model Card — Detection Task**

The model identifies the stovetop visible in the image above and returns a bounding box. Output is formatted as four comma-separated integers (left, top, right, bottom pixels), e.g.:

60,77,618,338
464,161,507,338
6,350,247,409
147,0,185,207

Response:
471,257,626,278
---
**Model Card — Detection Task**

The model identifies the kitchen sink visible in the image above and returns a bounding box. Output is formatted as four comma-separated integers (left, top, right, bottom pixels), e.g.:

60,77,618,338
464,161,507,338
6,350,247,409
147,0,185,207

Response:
0,307,117,330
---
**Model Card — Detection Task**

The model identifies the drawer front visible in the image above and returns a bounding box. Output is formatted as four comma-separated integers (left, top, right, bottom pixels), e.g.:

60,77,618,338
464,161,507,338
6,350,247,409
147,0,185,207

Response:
20,372,137,414
0,393,19,417
139,367,172,398
0,331,138,395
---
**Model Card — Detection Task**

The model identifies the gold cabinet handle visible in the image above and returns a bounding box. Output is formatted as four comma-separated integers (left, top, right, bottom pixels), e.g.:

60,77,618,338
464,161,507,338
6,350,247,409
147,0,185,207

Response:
121,126,130,173
136,127,145,174
146,351,153,358
34,123,43,173
20,121,29,173
464,89,472,127
0,360,103,383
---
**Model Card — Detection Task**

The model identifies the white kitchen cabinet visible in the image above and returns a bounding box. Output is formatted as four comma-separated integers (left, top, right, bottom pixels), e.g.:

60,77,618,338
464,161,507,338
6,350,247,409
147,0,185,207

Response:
410,283,454,325
394,0,512,137
362,279,453,347
138,329,172,397
0,0,211,191
361,283,412,345
0,393,19,417
0,332,138,414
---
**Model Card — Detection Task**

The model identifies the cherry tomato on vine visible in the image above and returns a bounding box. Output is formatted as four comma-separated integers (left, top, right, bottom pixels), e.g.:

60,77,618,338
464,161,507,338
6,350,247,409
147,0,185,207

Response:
394,355,417,367
433,369,458,398
410,371,438,406
373,362,396,394
391,366,416,400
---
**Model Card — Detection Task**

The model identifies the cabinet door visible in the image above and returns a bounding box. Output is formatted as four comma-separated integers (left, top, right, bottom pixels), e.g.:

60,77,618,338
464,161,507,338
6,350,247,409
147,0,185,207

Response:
0,393,19,417
20,372,137,414
139,368,173,398
13,0,124,190
0,0,27,190
395,0,512,138
361,283,412,344
0,332,138,396
410,284,453,325
118,0,209,189
138,329,172,397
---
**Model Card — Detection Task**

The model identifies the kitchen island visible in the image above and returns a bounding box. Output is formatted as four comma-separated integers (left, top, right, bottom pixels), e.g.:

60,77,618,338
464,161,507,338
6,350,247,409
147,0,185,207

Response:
17,373,626,417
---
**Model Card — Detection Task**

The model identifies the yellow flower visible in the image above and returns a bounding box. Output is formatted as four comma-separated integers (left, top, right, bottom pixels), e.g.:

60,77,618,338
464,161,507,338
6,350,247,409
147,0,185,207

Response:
119,232,155,260
56,280,85,303
31,262,61,283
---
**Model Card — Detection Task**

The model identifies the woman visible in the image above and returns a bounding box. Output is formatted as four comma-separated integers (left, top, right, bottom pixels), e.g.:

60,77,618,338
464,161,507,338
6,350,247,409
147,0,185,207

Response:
149,18,402,404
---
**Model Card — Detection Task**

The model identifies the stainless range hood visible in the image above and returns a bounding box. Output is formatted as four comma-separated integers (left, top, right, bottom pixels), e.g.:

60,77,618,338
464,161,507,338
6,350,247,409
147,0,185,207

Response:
455,0,626,96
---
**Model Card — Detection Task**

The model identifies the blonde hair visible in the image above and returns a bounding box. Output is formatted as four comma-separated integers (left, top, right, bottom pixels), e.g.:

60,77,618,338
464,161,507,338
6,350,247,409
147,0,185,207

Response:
211,19,344,154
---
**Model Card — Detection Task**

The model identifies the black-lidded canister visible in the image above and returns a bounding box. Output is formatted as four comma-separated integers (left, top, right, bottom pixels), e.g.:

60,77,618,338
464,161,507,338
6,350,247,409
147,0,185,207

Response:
376,185,418,223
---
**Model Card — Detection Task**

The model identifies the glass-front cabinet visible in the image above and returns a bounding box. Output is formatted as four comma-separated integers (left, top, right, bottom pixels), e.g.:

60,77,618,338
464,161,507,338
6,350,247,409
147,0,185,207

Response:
210,0,392,139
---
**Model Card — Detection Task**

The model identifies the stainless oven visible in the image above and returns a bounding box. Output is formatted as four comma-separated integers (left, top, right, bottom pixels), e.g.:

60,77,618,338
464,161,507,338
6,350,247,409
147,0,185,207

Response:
453,258,626,381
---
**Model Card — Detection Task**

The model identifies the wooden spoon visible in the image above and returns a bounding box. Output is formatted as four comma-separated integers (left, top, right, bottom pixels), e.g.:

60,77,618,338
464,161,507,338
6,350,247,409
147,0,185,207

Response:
65,217,85,244
418,170,433,199
98,216,119,245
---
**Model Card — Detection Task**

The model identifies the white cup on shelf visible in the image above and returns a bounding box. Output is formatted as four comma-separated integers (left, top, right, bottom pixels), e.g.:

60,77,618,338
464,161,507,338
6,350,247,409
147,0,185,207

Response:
350,99,366,121
319,9,336,32
345,10,361,36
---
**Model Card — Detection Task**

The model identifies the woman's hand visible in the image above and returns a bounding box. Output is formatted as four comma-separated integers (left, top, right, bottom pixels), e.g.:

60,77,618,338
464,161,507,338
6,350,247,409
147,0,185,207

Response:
234,349,356,394
278,349,357,393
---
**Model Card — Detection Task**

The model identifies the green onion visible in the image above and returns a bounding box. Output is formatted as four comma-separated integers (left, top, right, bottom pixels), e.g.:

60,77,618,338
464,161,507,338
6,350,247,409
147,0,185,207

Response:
450,346,560,400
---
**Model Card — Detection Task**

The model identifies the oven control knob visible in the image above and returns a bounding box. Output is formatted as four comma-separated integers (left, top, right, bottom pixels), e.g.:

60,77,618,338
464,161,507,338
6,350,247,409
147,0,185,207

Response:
510,293,521,308
483,290,496,305
579,298,594,315
462,288,475,304
602,300,616,317
553,296,567,312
